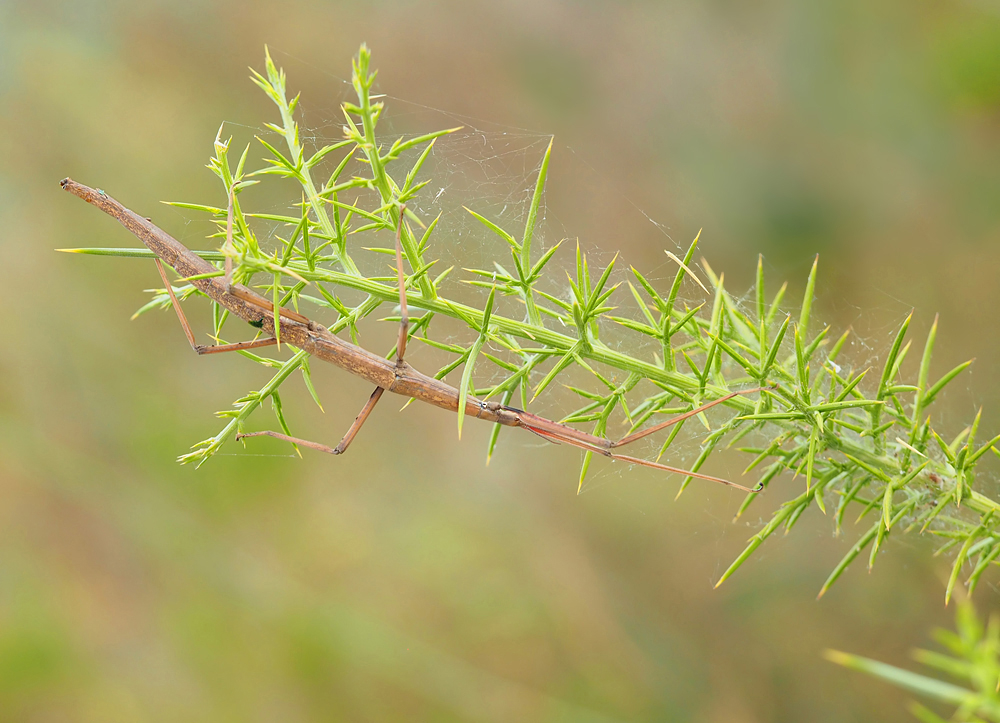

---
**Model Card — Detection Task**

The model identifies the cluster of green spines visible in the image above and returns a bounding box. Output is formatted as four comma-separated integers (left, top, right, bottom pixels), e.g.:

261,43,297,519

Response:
99,46,1000,601
827,596,1000,721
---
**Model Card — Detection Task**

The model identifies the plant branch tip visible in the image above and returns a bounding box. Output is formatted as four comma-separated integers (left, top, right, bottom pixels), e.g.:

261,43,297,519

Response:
822,649,850,665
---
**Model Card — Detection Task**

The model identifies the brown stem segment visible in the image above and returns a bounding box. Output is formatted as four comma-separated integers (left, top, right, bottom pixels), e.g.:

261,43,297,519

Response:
61,178,762,493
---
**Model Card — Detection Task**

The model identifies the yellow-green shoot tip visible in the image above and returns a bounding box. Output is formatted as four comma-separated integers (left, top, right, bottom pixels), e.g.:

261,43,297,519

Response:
821,649,852,666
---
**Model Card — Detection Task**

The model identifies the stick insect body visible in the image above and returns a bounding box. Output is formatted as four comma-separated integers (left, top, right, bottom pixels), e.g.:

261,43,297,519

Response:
61,178,764,493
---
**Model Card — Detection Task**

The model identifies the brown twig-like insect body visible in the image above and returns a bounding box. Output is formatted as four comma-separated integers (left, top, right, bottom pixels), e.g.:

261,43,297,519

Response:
61,178,763,493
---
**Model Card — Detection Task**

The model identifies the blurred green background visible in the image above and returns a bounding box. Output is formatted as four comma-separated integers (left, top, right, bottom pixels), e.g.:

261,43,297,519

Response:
3,0,1000,720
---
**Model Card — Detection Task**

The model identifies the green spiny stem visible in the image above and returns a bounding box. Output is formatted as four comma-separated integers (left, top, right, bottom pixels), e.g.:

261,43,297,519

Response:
269,260,754,403
351,45,436,299
66,44,1000,602
256,47,361,278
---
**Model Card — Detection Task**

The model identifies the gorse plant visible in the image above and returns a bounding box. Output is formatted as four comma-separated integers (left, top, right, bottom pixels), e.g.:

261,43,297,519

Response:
827,596,1000,722
64,45,1000,601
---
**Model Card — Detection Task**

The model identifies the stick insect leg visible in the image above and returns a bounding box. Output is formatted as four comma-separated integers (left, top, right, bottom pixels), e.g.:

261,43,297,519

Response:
604,450,761,492
154,257,277,355
234,208,407,458
609,387,765,448
237,386,385,455
521,422,761,493
393,205,409,365
517,385,769,493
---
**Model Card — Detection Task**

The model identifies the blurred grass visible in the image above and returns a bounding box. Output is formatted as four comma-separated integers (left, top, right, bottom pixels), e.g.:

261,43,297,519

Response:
2,0,1000,721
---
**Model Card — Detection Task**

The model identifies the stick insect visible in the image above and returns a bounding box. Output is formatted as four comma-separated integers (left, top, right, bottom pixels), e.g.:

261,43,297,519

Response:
61,178,765,493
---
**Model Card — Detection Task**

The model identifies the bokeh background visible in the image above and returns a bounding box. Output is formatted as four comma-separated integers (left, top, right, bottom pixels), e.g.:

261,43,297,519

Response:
3,0,1000,720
